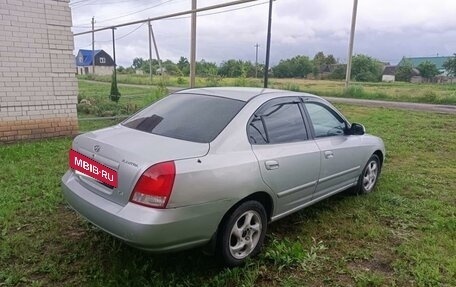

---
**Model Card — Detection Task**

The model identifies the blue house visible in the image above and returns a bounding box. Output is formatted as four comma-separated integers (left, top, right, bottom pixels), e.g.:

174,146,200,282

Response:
75,49,115,75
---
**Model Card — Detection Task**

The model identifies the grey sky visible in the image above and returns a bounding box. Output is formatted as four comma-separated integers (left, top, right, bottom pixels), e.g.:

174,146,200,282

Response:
71,0,456,67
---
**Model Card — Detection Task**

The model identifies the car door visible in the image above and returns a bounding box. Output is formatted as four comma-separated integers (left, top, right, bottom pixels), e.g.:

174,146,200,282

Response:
248,97,320,216
302,101,367,199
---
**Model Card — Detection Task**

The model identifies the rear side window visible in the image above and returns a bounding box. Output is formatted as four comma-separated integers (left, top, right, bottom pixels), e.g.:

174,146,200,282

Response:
123,93,245,143
248,100,308,144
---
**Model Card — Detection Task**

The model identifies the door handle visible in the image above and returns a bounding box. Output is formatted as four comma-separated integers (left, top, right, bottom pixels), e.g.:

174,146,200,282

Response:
265,160,279,170
324,151,334,159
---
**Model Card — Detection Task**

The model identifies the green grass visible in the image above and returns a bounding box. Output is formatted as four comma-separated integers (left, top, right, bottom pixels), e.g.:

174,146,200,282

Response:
77,80,168,118
78,74,456,105
1,106,455,286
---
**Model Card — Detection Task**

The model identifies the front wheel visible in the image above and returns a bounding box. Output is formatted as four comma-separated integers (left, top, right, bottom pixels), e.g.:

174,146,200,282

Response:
216,201,267,267
354,154,381,194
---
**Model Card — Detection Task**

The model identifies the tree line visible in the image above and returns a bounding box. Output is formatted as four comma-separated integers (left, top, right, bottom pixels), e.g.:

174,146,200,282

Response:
116,52,456,82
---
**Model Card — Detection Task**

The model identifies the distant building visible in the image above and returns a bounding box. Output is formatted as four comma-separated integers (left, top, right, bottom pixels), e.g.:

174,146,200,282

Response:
399,56,452,76
156,67,167,75
382,65,397,82
382,65,421,83
75,49,115,76
318,64,347,79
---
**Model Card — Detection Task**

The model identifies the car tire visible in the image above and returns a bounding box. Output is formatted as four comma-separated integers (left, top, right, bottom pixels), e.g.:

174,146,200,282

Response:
216,200,267,267
353,154,381,195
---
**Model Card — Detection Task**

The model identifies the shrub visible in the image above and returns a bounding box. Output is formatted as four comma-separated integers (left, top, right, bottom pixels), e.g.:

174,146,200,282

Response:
205,75,222,87
233,76,248,87
176,77,187,85
110,73,121,103
344,85,366,98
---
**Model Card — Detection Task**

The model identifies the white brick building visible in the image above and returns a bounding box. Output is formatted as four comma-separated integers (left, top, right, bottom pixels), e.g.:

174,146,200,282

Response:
0,0,78,142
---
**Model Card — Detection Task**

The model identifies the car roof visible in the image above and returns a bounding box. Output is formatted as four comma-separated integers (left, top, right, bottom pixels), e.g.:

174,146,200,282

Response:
173,87,322,102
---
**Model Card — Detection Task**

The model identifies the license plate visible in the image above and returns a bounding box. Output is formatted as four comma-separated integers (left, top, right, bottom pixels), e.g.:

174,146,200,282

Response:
69,149,118,188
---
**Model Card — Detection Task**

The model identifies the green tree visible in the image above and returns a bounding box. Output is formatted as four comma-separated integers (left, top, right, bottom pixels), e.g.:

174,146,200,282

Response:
325,54,337,65
177,57,190,76
196,59,218,76
313,51,326,67
395,60,414,82
313,51,336,66
132,57,145,70
218,60,255,78
312,52,337,76
328,65,346,80
140,59,159,74
162,60,182,76
313,52,326,76
443,54,456,77
417,61,440,80
351,54,382,82
273,55,313,78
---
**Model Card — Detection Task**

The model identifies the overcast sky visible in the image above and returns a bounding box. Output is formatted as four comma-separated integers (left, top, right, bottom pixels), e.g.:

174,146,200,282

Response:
70,0,456,67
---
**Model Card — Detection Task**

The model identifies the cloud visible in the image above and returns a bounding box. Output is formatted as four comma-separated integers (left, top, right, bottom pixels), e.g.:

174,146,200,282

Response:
71,0,456,67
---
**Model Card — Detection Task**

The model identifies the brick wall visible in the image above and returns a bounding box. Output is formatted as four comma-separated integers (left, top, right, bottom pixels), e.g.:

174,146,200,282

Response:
0,0,78,143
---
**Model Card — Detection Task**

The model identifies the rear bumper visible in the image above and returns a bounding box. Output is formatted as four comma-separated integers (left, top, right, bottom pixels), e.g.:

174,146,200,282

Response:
61,170,231,252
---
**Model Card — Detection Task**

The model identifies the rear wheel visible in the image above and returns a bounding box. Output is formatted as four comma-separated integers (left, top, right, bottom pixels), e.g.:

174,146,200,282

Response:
354,154,381,194
216,201,267,267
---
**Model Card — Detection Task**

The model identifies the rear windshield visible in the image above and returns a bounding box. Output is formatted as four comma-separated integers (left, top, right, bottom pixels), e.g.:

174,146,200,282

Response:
122,93,245,143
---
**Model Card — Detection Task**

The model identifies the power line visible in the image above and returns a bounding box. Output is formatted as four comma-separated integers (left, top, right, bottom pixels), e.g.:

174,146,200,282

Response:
91,22,146,43
72,0,149,8
72,0,179,26
73,0,261,36
70,0,97,8
116,23,146,41
162,1,269,21
94,0,175,24
73,1,267,29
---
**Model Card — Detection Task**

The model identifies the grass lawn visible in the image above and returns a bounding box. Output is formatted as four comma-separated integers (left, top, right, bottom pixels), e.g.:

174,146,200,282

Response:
78,74,456,105
76,80,167,120
1,106,455,286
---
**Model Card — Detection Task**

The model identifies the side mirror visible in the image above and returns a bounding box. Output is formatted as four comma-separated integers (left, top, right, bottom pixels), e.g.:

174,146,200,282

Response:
350,123,365,135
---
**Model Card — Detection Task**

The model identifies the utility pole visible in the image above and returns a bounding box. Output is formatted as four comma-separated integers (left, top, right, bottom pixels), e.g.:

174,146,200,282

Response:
263,0,273,88
190,0,197,87
148,21,152,80
149,23,163,81
112,28,117,81
254,43,259,78
345,0,358,89
91,16,95,74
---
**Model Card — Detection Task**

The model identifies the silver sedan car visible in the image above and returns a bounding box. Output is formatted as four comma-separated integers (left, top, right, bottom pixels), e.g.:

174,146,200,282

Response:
62,87,385,266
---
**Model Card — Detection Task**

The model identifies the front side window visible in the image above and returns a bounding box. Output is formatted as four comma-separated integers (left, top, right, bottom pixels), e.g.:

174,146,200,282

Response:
305,102,346,137
123,94,245,143
99,57,106,64
248,100,308,144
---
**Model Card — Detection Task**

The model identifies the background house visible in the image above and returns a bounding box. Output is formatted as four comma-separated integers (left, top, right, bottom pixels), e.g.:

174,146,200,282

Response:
382,65,397,82
399,56,452,76
76,49,115,76
382,65,421,82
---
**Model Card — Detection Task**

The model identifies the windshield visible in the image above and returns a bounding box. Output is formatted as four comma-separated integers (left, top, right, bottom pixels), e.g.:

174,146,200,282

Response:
122,93,245,143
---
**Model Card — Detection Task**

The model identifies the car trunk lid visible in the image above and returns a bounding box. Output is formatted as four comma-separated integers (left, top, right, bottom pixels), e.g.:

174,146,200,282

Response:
70,125,209,206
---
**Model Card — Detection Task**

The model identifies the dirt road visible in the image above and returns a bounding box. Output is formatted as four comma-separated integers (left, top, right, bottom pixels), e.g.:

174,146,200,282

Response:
324,97,456,114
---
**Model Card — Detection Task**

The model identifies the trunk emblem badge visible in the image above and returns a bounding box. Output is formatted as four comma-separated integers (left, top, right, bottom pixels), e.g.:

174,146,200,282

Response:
94,145,101,152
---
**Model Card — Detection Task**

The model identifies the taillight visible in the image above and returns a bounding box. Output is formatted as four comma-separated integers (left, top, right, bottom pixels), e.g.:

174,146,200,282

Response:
130,161,176,208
